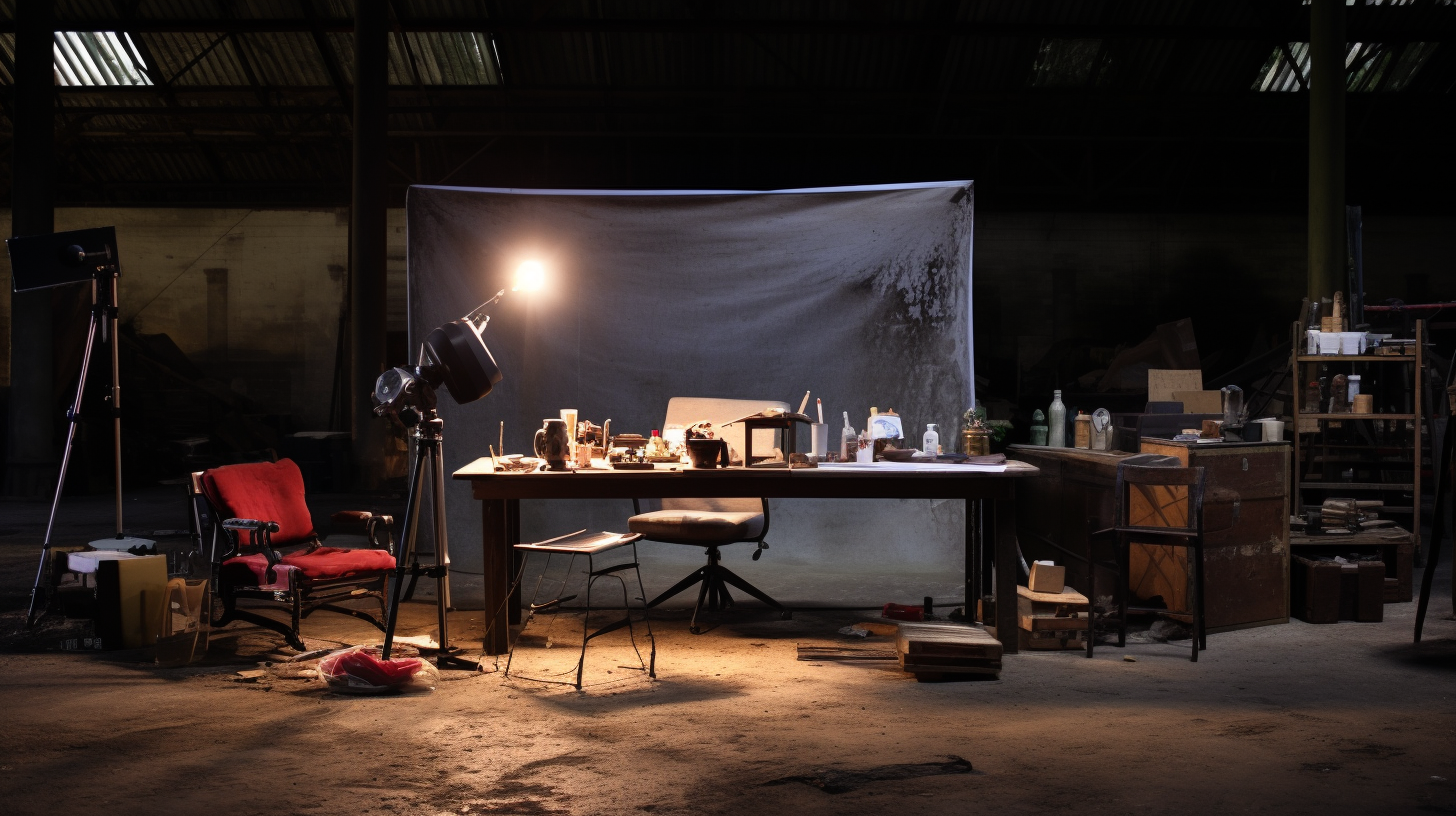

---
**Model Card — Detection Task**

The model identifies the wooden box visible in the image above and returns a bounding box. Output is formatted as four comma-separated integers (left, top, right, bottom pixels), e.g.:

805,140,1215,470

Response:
1289,527,1413,604
1016,585,1088,651
1133,439,1291,632
1291,554,1384,623
896,622,1003,678
1028,562,1065,593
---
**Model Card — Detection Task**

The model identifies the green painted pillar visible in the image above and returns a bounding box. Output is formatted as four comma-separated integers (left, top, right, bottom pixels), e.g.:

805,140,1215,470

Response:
1308,0,1346,304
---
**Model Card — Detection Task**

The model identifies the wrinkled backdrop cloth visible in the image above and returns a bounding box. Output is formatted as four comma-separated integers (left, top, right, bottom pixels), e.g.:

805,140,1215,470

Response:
406,181,974,604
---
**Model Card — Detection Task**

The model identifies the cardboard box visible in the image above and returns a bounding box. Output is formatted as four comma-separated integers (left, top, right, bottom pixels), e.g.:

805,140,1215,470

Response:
1028,561,1065,593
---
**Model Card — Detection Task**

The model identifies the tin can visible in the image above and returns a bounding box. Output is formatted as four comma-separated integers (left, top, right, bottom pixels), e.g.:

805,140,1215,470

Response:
962,427,990,456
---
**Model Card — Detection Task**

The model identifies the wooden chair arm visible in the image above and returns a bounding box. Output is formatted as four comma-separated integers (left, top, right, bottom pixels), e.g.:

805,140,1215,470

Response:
221,518,283,582
329,511,396,556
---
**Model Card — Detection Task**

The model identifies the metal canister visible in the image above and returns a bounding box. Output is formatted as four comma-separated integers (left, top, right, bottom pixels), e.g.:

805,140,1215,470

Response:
962,426,990,456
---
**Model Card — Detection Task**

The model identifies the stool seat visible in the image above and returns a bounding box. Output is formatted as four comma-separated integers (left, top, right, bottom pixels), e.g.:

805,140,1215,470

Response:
515,530,643,555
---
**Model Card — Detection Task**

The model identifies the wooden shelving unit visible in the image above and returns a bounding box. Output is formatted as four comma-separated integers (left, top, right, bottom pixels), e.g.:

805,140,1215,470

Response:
1290,319,1424,550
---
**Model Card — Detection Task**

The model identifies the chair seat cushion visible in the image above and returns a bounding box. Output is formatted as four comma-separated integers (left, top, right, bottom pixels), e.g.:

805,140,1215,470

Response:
223,547,395,586
628,510,764,543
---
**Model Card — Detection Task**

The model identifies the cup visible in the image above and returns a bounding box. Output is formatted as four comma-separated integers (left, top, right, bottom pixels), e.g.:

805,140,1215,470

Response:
685,438,729,468
1352,394,1374,414
560,408,579,458
1259,419,1284,441
1339,332,1364,355
810,423,829,460
533,418,570,470
1318,332,1341,356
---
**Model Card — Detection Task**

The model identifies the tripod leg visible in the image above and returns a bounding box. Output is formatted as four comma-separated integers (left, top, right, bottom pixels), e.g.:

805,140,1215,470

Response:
28,312,102,627
382,434,431,659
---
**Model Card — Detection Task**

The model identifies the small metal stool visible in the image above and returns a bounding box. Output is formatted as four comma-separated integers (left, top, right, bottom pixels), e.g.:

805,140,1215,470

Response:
506,530,656,689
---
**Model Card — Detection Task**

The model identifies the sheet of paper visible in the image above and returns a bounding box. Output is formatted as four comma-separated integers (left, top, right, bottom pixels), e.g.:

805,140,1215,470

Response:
816,462,1008,473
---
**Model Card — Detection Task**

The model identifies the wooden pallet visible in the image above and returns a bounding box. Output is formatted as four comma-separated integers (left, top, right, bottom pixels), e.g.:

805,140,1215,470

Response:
895,621,1002,679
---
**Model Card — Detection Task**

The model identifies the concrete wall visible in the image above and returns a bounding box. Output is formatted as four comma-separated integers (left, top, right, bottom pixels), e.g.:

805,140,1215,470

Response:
1,208,410,430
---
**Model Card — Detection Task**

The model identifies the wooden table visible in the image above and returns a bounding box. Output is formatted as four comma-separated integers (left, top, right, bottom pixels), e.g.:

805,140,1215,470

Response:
454,459,1039,654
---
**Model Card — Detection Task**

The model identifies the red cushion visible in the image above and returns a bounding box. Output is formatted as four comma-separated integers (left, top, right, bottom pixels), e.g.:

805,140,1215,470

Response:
281,546,395,580
203,459,316,547
223,547,394,585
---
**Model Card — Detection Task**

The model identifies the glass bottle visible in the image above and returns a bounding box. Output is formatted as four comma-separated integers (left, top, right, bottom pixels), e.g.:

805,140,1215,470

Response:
1048,390,1067,447
923,424,939,457
840,412,856,461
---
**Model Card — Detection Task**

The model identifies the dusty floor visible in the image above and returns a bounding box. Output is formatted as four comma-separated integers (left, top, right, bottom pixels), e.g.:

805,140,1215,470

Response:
1,488,1454,816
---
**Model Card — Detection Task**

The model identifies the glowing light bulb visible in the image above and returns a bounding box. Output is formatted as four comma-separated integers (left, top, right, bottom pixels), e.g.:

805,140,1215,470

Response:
513,260,545,292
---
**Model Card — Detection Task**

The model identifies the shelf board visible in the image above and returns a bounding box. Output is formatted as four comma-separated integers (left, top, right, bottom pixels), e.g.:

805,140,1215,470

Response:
1295,413,1415,420
1297,481,1414,491
1296,354,1416,362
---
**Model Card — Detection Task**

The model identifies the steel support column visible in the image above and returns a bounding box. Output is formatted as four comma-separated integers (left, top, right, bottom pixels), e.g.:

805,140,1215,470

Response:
350,1,389,487
1308,0,1346,304
5,3,56,497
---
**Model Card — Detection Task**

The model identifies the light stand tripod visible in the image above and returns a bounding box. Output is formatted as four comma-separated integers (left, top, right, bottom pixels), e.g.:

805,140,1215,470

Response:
379,392,478,670
25,244,151,626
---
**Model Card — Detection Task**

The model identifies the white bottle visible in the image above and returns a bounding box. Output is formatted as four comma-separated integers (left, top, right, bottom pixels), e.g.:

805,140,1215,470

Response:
923,424,939,457
1048,390,1067,448
840,412,856,461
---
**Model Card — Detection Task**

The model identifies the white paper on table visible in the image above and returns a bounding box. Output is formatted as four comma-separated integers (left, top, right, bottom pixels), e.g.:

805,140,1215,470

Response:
815,461,1007,473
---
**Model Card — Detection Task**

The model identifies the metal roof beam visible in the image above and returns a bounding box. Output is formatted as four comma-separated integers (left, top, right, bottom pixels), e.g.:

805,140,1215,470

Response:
11,14,1455,41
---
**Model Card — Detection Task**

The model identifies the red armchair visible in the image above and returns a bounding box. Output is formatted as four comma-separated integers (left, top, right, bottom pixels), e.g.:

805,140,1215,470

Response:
190,459,395,650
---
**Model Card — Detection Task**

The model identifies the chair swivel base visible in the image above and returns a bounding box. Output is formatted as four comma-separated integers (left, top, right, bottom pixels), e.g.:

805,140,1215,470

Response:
646,546,791,634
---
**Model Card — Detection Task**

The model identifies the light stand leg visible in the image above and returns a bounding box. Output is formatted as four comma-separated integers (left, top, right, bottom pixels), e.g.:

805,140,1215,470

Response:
26,305,102,627
108,276,123,539
381,431,431,658
426,425,479,671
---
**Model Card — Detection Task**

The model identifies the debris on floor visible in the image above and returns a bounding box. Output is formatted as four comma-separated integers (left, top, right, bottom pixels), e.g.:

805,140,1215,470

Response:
764,755,978,793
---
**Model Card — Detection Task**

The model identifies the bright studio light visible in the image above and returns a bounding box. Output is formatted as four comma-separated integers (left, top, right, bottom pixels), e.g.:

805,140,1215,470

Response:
513,260,546,292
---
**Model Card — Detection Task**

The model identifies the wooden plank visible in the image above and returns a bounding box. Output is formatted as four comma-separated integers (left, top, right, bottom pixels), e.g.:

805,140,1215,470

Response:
896,622,1003,661
797,644,898,661
1019,614,1087,631
1015,585,1088,604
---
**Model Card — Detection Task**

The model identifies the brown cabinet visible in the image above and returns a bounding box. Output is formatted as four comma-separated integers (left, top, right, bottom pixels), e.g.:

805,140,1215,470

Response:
1009,442,1291,632
1136,439,1290,632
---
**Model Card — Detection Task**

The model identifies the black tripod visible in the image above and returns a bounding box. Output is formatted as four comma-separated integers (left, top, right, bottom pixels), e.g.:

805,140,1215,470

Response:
27,249,147,626
380,401,478,669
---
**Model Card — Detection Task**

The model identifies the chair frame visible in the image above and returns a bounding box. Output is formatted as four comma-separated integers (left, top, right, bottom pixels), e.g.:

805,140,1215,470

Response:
1088,463,1208,662
506,532,656,689
188,471,395,651
632,497,790,633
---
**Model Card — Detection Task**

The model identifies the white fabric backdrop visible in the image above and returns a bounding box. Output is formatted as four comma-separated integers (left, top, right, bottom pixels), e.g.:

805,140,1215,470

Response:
406,181,974,605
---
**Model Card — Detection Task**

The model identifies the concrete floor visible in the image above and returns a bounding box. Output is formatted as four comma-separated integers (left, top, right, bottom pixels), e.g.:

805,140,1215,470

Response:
1,486,1454,816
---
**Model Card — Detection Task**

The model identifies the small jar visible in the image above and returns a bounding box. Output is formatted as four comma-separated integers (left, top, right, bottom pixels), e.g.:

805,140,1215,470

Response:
963,426,990,456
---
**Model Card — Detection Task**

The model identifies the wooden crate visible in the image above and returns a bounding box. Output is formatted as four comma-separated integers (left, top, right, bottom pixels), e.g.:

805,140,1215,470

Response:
1135,439,1291,632
896,622,1003,678
1291,554,1384,623
1016,585,1089,651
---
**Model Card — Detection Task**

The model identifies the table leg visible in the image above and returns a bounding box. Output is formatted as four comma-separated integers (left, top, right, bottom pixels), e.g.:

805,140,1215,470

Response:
965,498,980,624
993,491,1019,654
507,499,523,625
481,498,516,655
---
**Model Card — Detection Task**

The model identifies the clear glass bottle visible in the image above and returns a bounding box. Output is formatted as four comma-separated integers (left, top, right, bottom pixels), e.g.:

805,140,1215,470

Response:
923,423,939,456
840,412,856,461
1048,390,1067,447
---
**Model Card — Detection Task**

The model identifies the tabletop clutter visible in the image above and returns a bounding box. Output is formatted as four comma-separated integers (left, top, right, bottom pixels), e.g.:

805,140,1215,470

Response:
506,393,1009,473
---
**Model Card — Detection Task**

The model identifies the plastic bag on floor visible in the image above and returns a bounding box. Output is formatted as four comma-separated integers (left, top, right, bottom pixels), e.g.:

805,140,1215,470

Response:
318,646,438,694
